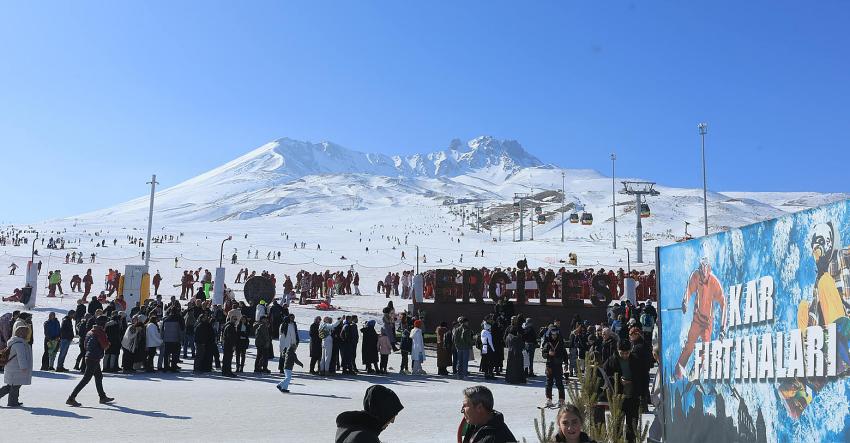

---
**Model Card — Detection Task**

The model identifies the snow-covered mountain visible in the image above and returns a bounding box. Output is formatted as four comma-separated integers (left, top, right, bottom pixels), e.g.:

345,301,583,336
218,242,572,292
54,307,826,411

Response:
71,136,848,241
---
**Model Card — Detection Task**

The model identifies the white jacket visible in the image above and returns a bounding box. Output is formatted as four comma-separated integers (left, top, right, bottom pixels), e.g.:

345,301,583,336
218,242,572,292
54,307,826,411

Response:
480,329,494,354
279,322,298,352
255,304,267,322
411,327,425,361
4,336,32,386
145,322,163,348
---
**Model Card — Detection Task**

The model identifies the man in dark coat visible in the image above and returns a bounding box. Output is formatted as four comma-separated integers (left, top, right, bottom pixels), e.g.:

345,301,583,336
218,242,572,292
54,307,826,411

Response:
542,325,567,407
103,314,123,372
335,385,403,443
269,299,283,341
461,385,516,443
309,316,322,374
87,298,103,316
193,314,215,373
603,339,649,443
221,315,238,377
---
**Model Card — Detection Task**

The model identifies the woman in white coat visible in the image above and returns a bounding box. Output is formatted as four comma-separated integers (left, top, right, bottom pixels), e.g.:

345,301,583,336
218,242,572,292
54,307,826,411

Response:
145,317,163,372
410,320,426,375
0,326,33,407
479,322,495,379
319,317,334,375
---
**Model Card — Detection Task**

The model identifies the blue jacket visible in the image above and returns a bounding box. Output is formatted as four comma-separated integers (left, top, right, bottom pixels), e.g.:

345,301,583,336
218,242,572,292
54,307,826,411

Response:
44,318,61,340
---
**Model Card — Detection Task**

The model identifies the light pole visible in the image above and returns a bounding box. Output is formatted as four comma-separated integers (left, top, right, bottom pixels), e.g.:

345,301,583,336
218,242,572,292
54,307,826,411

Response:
30,232,39,264
145,174,158,268
621,247,631,274
530,186,534,241
560,171,565,242
698,122,709,236
611,153,617,249
219,236,232,268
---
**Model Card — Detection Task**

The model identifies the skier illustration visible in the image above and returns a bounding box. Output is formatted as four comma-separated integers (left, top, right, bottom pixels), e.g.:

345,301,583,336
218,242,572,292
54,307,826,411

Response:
675,257,726,379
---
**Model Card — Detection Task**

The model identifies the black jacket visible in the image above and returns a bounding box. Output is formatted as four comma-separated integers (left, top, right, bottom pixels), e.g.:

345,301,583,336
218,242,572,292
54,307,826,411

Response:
60,316,75,340
360,326,379,365
462,411,517,443
309,321,322,358
104,319,123,353
87,299,102,315
602,353,649,399
335,385,404,443
222,322,238,348
194,321,215,345
74,305,86,323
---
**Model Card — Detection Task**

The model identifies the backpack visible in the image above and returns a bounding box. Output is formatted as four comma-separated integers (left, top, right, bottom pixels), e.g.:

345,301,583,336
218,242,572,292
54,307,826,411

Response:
474,333,483,350
0,346,11,366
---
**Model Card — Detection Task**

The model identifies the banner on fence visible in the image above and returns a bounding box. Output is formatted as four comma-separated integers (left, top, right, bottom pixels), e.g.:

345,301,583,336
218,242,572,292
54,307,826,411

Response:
658,199,850,442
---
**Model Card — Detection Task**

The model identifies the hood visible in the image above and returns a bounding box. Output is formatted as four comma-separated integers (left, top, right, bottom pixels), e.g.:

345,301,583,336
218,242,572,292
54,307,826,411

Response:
363,385,404,427
7,336,25,347
335,410,382,441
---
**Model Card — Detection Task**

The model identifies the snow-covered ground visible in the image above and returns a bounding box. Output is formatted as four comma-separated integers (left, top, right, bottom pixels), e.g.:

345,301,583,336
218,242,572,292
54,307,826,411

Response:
1,205,657,442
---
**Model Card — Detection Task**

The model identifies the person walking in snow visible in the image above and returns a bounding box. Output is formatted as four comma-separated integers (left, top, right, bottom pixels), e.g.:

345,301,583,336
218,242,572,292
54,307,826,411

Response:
66,316,114,407
0,326,32,407
276,314,301,392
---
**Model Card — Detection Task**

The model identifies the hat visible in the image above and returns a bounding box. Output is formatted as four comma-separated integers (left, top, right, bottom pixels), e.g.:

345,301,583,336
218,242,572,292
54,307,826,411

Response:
413,319,423,328
95,316,108,326
363,385,404,427
259,300,266,305
457,316,464,323
617,339,632,351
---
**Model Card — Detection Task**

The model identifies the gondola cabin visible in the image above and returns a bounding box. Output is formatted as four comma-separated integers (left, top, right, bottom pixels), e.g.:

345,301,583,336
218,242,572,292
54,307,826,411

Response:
640,203,651,218
569,213,579,224
580,213,593,225
537,214,546,224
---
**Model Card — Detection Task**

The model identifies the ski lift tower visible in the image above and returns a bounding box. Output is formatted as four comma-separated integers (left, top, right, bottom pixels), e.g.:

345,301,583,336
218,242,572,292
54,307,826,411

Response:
513,193,531,241
620,181,660,263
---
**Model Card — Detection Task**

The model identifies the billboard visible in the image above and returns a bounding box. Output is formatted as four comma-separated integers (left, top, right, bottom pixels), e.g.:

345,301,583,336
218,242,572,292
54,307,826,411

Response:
658,199,850,442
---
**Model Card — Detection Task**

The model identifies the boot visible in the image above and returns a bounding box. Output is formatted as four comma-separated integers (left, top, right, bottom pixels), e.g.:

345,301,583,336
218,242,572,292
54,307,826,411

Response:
66,397,81,407
100,396,115,404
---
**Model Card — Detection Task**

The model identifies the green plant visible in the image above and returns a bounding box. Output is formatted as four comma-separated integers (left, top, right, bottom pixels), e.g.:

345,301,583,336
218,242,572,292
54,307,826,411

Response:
522,407,557,443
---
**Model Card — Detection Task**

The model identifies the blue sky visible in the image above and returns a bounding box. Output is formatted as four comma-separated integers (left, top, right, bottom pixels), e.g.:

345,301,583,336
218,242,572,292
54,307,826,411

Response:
1,1,848,223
